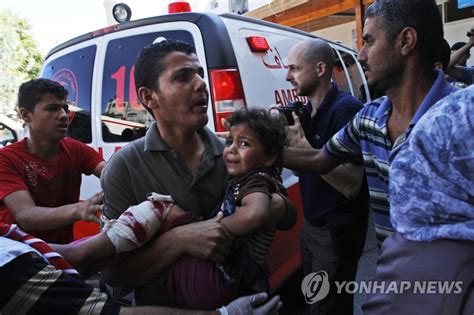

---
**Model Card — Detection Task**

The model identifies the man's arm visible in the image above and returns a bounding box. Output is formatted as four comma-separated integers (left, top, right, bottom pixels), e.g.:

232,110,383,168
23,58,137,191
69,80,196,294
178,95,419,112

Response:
3,190,102,231
320,163,364,199
286,114,362,198
93,161,106,177
120,292,282,315
284,146,340,174
447,27,474,81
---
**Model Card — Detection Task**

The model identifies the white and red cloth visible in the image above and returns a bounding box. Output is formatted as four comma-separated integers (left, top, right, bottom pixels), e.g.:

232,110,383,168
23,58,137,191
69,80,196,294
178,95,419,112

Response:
1,224,79,277
102,193,174,253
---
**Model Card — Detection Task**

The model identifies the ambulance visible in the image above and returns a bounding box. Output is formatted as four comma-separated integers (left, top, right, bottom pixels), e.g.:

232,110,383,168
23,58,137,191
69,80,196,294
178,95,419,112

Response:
40,8,370,291
0,114,25,148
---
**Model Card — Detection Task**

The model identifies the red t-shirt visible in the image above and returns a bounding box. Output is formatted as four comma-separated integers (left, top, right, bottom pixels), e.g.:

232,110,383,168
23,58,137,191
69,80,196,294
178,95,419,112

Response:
0,138,103,244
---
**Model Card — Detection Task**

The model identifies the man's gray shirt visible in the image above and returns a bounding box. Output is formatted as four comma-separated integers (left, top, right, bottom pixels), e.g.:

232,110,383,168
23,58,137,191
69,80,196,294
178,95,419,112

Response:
101,122,229,220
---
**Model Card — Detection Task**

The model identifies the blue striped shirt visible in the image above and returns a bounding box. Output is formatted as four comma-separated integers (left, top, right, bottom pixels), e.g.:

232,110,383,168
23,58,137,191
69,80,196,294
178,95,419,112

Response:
324,70,458,243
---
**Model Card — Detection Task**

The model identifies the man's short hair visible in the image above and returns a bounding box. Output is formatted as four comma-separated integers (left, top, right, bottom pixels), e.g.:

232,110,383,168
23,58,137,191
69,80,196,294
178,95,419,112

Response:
134,39,196,94
303,39,336,77
18,78,68,112
365,0,443,74
451,42,466,51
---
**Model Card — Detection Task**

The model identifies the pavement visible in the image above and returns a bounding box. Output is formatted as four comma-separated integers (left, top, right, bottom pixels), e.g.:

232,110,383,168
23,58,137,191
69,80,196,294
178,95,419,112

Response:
277,211,379,315
354,213,378,315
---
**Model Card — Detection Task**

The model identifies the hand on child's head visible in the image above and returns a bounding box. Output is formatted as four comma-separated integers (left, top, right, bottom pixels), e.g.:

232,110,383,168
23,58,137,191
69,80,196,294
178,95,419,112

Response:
221,117,230,130
215,131,230,139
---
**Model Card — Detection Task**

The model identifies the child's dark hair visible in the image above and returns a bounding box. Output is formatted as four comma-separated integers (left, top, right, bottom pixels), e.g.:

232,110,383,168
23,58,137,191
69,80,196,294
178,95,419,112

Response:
227,108,288,167
18,78,68,112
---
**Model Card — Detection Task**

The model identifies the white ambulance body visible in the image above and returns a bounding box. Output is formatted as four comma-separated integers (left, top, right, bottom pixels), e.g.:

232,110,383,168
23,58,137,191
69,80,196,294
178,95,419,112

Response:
0,114,25,148
40,12,369,290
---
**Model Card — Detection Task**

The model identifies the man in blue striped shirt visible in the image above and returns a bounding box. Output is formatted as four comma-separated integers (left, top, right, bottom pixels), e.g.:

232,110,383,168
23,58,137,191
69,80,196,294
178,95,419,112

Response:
284,0,458,245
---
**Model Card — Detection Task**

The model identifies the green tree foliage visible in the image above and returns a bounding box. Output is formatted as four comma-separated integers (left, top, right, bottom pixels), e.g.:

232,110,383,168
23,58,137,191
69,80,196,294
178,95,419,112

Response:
0,10,43,113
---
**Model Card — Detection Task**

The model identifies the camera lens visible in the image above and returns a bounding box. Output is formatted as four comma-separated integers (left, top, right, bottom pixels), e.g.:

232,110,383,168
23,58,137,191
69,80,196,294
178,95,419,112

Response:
269,108,281,117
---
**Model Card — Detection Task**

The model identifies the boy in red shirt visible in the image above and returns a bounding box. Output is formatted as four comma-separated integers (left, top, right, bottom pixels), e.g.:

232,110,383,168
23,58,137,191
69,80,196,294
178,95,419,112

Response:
0,78,105,244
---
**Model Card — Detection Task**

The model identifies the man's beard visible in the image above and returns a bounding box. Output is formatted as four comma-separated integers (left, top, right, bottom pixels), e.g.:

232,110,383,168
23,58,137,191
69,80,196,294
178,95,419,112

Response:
369,59,404,94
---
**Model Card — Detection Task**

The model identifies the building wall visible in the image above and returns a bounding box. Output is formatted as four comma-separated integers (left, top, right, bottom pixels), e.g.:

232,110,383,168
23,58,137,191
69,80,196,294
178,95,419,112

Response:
312,18,474,66
313,21,357,50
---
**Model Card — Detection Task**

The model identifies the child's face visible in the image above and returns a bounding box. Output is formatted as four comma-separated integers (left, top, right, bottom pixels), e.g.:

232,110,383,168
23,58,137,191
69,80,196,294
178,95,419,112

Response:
223,124,275,177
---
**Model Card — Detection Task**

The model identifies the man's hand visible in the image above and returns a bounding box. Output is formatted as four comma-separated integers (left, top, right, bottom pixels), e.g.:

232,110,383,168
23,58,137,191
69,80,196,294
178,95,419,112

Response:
215,131,230,139
222,292,282,315
173,212,234,263
215,117,231,139
75,191,103,223
288,112,311,148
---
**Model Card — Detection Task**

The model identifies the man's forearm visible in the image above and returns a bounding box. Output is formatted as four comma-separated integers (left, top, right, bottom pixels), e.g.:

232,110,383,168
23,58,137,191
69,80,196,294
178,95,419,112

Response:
284,146,338,173
320,163,364,199
13,204,81,231
448,42,473,70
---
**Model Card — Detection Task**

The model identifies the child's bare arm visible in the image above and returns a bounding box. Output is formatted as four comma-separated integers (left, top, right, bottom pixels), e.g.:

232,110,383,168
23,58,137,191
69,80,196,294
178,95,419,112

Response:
268,193,296,230
220,192,273,236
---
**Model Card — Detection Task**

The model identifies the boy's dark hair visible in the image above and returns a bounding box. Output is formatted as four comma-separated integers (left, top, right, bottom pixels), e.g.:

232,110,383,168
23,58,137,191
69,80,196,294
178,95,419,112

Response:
365,0,444,74
227,108,288,167
134,39,196,94
18,78,68,112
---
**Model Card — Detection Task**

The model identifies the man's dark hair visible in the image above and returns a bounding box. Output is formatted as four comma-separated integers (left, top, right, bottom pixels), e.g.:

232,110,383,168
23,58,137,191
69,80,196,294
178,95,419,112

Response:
365,0,444,74
134,39,196,94
451,42,466,51
227,108,288,167
438,39,451,73
18,78,68,112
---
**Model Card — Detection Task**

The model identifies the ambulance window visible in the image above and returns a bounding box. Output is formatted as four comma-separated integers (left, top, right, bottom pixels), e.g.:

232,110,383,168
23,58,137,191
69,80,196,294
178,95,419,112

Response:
337,50,366,102
0,123,16,147
42,46,96,143
332,50,352,96
101,31,194,142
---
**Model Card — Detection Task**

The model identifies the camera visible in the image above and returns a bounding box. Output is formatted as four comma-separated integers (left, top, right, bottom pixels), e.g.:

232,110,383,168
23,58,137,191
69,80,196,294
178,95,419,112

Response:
270,101,311,134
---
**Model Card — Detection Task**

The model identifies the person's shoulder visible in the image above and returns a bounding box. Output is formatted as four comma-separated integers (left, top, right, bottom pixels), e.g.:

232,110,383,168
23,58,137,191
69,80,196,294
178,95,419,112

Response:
108,136,146,165
122,136,146,152
0,139,26,157
417,86,474,133
332,91,363,112
335,89,363,105
431,86,472,114
358,96,387,115
61,138,103,159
